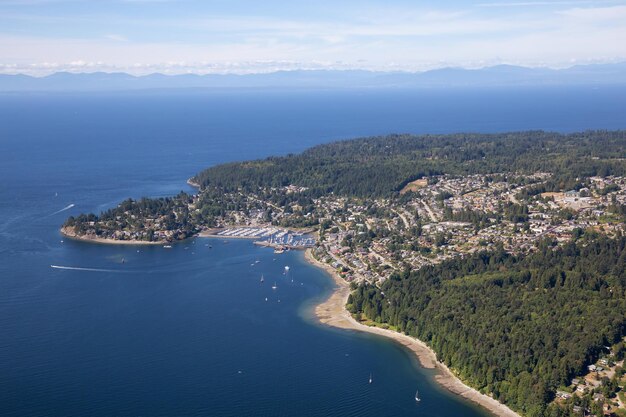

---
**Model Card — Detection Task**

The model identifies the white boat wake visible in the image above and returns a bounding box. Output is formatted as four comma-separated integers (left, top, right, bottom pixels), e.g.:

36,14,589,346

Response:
49,204,75,216
50,265,119,273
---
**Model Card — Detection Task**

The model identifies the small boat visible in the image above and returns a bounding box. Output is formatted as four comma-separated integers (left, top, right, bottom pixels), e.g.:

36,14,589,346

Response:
272,282,277,290
163,245,172,249
369,373,372,384
415,389,420,402
260,275,265,283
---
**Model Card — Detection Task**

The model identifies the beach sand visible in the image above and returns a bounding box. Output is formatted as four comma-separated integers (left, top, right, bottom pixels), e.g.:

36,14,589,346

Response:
305,249,521,417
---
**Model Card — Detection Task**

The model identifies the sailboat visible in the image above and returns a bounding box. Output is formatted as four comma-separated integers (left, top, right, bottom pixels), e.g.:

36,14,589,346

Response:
415,389,421,402
369,373,373,384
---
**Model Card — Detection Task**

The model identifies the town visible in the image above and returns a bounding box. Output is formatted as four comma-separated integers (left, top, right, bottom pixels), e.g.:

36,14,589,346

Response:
219,173,626,286
64,172,626,286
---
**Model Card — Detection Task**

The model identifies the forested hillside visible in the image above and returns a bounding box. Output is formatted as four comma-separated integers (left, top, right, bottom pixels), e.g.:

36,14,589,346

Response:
349,235,626,416
192,131,626,197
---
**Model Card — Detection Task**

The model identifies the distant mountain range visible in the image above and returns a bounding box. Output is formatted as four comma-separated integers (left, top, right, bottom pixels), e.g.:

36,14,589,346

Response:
1,63,625,91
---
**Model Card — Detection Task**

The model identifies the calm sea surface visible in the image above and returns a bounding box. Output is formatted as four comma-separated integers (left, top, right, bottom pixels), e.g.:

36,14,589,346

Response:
1,86,625,416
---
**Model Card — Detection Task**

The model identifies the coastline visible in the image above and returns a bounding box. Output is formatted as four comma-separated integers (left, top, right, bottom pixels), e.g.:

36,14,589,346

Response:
61,224,315,246
187,178,201,188
304,249,522,417
60,227,166,246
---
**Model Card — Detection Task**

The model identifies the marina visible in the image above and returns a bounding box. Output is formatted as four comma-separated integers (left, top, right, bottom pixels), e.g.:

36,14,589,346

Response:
203,227,316,250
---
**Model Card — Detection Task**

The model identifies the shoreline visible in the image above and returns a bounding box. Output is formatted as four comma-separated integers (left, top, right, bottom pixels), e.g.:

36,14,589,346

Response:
60,227,166,246
304,249,522,417
61,224,315,246
186,178,201,189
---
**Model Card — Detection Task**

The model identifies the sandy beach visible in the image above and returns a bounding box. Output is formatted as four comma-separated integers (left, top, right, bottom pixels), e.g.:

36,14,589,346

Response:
305,249,521,417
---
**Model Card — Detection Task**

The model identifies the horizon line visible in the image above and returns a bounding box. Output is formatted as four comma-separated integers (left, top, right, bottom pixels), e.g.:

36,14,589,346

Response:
2,60,626,78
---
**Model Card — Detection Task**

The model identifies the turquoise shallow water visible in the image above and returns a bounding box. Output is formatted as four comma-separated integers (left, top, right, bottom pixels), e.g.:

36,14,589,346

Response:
1,87,625,416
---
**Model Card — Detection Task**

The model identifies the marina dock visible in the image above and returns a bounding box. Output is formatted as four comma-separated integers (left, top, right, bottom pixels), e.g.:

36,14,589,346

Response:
203,226,316,250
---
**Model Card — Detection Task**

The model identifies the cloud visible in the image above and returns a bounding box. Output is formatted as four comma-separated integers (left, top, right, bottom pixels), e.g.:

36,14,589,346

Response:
104,34,128,42
0,2,625,74
558,4,626,19
476,1,616,7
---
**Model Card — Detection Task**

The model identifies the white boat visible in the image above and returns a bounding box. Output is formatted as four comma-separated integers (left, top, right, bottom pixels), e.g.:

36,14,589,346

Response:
260,275,264,283
272,282,277,290
163,245,172,249
369,373,372,384
415,389,421,402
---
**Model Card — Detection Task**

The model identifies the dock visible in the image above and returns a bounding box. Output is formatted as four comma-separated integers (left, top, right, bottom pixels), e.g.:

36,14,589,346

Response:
201,226,316,250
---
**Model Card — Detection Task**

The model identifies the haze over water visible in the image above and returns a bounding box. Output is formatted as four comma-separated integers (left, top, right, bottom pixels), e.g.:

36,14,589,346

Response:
1,86,625,416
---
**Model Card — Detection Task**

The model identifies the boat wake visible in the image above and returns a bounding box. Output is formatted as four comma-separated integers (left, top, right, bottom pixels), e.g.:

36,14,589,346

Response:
50,265,121,273
49,204,75,216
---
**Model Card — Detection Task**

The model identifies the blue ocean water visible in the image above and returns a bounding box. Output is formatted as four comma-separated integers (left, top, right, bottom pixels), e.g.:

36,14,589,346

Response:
1,86,625,416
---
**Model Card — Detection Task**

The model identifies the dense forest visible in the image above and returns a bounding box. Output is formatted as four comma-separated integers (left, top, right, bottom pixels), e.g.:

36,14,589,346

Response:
349,235,626,417
192,130,626,198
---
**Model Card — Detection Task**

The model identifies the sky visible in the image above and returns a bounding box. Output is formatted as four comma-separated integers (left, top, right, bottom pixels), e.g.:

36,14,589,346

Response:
0,0,625,75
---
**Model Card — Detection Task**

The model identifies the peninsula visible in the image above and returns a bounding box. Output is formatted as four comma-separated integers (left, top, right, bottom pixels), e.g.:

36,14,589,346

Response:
64,131,626,417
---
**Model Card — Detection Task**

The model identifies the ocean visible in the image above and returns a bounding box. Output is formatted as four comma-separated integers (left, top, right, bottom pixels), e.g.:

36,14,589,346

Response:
1,86,625,416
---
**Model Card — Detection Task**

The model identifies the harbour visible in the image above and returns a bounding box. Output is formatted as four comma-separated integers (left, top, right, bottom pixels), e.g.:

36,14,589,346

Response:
201,226,316,250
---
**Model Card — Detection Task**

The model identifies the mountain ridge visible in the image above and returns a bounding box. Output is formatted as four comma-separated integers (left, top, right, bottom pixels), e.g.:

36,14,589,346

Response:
1,63,625,91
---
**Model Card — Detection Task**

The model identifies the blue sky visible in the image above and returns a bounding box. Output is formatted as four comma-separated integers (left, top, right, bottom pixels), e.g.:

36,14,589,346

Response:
0,0,625,75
